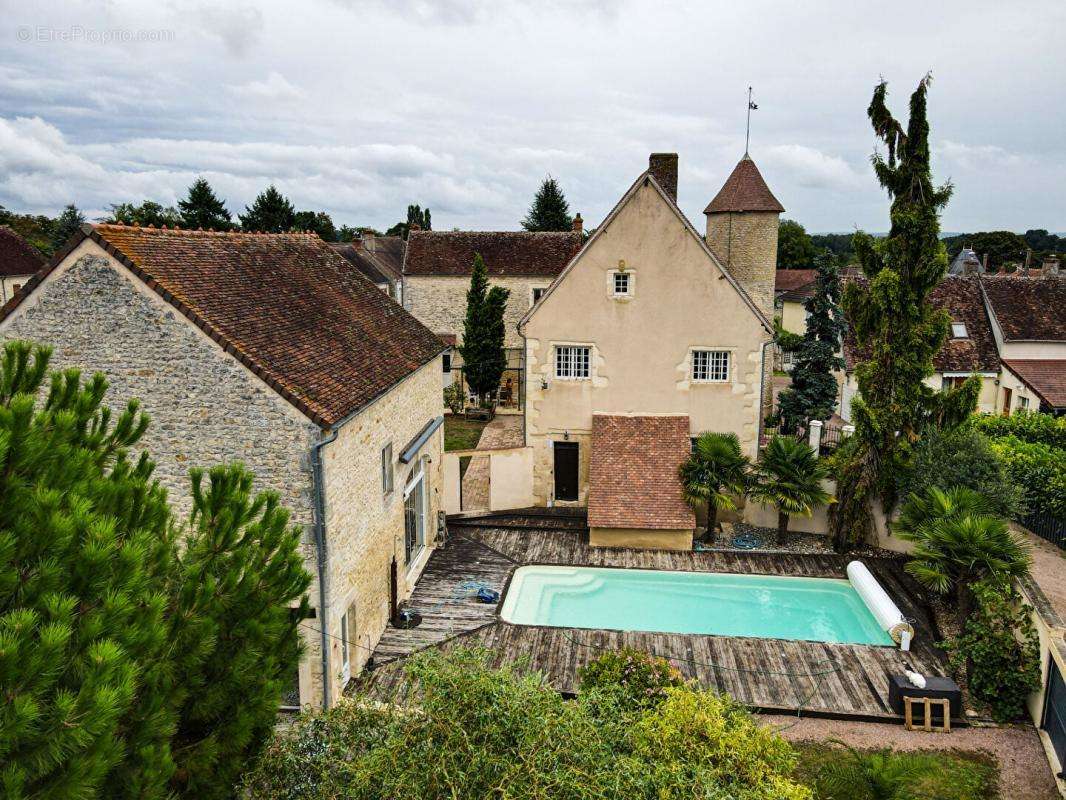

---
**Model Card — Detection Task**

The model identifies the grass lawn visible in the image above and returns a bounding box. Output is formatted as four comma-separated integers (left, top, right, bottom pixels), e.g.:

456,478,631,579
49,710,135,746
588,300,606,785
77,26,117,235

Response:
792,741,999,799
444,416,487,452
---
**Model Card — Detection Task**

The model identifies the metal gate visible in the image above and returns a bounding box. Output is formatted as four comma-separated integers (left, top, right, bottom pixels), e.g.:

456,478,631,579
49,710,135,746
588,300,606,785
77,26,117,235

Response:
1043,659,1066,776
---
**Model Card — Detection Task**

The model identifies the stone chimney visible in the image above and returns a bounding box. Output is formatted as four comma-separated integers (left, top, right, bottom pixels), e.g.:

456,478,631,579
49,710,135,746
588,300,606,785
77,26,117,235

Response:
648,153,678,202
572,213,583,234
1044,256,1060,275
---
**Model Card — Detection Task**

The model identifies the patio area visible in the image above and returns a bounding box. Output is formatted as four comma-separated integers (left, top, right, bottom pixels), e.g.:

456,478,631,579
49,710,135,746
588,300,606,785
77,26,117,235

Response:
355,512,955,722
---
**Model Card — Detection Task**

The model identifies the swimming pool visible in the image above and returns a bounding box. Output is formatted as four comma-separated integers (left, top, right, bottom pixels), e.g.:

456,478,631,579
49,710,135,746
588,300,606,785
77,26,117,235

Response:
499,565,894,646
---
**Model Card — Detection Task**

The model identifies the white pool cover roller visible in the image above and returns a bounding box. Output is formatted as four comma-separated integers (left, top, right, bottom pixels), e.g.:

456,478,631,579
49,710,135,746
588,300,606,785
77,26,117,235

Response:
847,561,915,649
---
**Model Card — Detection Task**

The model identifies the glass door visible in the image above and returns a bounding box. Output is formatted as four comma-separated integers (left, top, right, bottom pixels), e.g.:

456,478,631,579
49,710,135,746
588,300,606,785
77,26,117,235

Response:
404,471,425,566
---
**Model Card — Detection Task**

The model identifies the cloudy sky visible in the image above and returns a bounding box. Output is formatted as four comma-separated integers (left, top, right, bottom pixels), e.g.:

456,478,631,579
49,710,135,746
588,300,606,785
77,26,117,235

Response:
2,0,1064,234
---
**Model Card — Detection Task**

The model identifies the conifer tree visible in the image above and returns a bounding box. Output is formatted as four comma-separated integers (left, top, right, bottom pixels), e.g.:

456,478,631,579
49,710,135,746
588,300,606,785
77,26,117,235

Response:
179,178,233,231
460,254,510,402
775,254,845,434
50,204,86,250
522,176,573,232
831,75,978,550
239,186,296,233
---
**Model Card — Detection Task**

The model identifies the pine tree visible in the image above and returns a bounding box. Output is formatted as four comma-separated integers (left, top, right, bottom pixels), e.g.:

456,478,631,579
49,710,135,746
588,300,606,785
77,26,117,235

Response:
775,254,845,434
166,464,311,800
239,186,296,233
0,341,177,800
459,254,510,402
50,204,86,250
831,75,979,551
179,178,233,231
522,177,572,232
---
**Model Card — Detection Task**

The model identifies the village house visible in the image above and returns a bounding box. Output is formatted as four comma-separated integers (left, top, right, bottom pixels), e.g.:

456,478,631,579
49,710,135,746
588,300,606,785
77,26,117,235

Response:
0,223,447,710
0,226,45,304
519,153,777,549
401,227,583,406
331,233,404,301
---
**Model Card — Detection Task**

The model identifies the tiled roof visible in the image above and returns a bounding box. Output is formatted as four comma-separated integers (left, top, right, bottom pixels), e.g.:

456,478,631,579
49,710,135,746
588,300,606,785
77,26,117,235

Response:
2,225,444,426
588,414,696,531
775,269,818,299
331,242,391,285
403,230,582,278
704,156,785,214
1003,360,1066,409
843,275,1000,373
0,226,46,277
982,275,1066,341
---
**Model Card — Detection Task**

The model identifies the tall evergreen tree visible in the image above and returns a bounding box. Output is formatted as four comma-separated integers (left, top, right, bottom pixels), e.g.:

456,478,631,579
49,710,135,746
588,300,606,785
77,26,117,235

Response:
179,178,233,231
831,75,978,551
239,186,296,233
459,254,509,401
50,204,86,251
522,176,573,232
385,205,431,240
775,254,845,434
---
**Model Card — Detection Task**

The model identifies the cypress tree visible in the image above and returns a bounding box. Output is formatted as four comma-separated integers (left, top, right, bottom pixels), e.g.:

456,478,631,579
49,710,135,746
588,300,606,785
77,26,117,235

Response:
49,204,86,251
239,186,296,233
775,254,845,434
522,177,573,232
831,75,979,551
459,254,510,402
179,178,233,231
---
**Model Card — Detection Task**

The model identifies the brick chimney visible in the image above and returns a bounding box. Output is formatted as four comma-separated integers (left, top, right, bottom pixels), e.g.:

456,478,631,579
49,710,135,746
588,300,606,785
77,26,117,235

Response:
572,213,583,234
648,153,678,202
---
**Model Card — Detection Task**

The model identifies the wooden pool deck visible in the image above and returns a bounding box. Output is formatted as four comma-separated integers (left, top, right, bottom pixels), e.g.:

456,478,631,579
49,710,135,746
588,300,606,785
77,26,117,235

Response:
353,513,952,721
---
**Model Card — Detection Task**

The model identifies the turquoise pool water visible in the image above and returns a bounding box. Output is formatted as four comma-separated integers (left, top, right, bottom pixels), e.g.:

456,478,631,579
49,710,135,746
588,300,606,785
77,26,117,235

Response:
499,565,893,646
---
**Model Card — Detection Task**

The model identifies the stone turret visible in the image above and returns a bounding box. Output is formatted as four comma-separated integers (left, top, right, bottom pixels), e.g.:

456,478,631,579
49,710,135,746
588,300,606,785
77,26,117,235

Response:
704,155,783,319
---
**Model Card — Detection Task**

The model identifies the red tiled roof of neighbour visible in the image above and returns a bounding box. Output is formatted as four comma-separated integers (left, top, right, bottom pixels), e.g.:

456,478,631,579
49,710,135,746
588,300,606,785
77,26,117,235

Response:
588,414,696,531
438,332,457,347
403,230,583,278
1003,360,1066,409
775,269,818,299
330,236,403,286
0,226,46,277
981,275,1066,341
843,275,1000,374
2,224,444,426
704,156,785,214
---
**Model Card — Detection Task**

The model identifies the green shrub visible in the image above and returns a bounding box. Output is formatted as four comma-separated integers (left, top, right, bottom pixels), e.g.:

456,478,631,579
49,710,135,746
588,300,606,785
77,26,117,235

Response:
988,435,1066,518
243,648,812,799
974,410,1066,449
943,580,1041,723
443,383,464,415
898,426,1024,518
578,647,686,710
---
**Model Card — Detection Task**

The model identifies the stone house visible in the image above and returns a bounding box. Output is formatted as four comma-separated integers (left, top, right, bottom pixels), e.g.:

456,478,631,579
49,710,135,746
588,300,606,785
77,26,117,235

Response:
0,226,45,304
0,223,447,709
519,153,776,549
331,234,404,301
401,228,583,405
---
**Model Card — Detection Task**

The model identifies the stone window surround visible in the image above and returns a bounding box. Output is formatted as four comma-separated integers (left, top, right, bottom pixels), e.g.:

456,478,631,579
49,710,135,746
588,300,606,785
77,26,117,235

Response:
530,285,551,306
381,441,394,497
607,268,635,300
689,347,732,383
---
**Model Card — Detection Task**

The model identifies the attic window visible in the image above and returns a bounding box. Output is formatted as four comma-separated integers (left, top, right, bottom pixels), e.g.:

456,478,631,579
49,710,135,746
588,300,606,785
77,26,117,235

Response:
612,271,632,297
951,322,968,338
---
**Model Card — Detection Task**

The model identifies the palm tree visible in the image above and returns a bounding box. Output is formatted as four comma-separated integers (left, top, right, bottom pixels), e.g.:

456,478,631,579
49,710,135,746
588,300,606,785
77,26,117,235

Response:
749,435,832,545
678,432,749,544
894,486,1031,626
815,741,923,800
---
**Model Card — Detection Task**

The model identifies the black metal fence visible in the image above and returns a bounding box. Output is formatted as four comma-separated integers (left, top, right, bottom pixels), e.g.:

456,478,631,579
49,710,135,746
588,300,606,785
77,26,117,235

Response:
1020,511,1066,550
819,424,846,456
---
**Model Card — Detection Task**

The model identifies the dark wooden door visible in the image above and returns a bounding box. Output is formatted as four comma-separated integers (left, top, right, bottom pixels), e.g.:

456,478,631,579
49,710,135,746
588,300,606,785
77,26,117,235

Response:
1043,659,1066,776
1002,387,1013,416
553,442,579,501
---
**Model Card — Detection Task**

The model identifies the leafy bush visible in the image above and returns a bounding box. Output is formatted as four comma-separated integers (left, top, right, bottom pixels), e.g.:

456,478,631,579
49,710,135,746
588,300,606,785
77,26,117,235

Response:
443,382,464,415
988,435,1066,518
943,580,1041,722
243,648,811,799
898,425,1024,518
578,647,686,710
974,410,1066,449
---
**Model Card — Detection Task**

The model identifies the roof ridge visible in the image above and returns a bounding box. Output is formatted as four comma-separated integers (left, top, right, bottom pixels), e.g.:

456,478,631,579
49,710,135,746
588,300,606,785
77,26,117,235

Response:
93,222,322,238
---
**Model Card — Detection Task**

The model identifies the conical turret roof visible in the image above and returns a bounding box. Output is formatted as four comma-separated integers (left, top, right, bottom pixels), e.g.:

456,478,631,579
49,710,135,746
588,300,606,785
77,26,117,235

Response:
704,155,784,214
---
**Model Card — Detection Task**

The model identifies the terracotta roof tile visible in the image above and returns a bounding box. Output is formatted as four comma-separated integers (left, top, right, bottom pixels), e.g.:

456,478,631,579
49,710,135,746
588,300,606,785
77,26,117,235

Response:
982,275,1066,341
704,156,785,214
4,225,443,426
1003,360,1066,409
403,230,582,278
330,236,403,286
775,269,818,299
0,226,46,277
588,414,696,531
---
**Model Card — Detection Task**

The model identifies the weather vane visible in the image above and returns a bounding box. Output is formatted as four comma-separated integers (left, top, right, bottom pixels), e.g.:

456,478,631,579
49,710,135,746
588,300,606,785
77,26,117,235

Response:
745,86,758,156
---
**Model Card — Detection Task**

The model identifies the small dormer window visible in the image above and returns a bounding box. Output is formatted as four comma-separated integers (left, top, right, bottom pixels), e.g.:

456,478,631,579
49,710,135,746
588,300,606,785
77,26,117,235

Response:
951,322,968,338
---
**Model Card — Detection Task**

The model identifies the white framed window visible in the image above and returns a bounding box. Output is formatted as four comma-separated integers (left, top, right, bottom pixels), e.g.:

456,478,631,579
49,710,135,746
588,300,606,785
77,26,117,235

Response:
1018,395,1030,411
951,322,968,338
692,350,730,382
404,467,426,566
381,442,394,495
532,286,548,304
555,345,591,379
612,271,632,297
340,610,351,684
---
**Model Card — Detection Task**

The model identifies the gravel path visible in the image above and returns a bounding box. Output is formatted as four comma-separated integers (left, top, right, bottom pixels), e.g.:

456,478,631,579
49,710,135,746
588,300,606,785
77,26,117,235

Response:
459,416,523,511
764,714,1061,799
1023,527,1066,623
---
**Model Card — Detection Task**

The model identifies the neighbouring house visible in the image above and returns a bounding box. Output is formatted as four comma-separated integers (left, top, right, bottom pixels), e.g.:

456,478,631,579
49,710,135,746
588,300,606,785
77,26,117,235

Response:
0,223,447,710
401,228,583,406
0,226,46,303
519,153,775,549
774,268,818,336
947,246,985,275
331,234,404,301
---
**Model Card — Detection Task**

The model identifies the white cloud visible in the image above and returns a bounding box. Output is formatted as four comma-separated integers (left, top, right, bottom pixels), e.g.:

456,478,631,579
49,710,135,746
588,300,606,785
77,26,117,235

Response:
759,144,864,191
936,140,1030,171
191,4,265,57
228,72,304,102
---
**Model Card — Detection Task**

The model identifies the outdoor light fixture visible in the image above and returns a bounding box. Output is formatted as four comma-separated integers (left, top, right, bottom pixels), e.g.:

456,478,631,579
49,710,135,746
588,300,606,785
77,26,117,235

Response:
541,377,549,390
